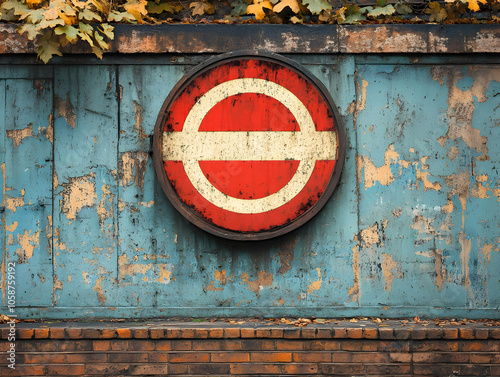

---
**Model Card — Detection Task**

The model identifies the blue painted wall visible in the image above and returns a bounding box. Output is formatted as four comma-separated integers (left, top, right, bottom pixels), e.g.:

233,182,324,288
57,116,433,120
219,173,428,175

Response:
1,55,498,319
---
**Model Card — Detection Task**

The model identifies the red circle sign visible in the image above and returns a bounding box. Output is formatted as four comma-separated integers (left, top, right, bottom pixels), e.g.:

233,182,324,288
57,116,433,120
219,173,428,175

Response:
153,51,345,240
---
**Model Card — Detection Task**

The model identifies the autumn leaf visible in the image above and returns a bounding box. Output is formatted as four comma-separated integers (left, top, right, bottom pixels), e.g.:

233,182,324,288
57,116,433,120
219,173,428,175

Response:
466,0,487,12
1,0,31,17
54,24,79,42
274,0,300,13
98,23,114,39
247,0,272,20
290,15,302,22
367,4,395,17
26,0,44,8
107,10,136,22
92,0,111,15
79,7,103,21
231,0,250,16
424,2,447,22
17,23,42,39
190,1,215,16
146,1,179,14
124,0,149,22
303,0,331,15
37,30,63,63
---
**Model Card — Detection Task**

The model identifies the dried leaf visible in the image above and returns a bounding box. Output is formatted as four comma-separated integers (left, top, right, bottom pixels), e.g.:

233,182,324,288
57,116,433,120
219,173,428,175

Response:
302,0,331,15
274,0,300,14
124,0,149,21
36,30,63,64
247,0,272,20
368,4,395,17
190,1,215,16
54,24,79,42
231,0,250,16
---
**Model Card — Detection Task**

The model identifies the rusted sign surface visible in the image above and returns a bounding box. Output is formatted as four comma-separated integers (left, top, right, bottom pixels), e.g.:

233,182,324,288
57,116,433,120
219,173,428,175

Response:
154,52,344,240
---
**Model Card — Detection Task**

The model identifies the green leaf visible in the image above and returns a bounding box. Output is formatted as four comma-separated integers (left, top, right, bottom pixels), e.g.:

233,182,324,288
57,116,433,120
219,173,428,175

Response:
54,25,79,42
24,9,45,24
376,0,388,7
36,31,63,64
302,0,331,15
230,0,249,16
368,4,395,17
107,10,136,22
342,12,366,23
18,23,42,40
146,1,176,14
1,1,31,17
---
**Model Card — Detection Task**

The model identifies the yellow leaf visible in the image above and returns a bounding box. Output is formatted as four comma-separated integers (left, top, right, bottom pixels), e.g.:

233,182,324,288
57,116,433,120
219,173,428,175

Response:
26,0,44,8
247,0,272,20
465,0,486,11
274,0,300,13
124,0,148,21
189,1,216,16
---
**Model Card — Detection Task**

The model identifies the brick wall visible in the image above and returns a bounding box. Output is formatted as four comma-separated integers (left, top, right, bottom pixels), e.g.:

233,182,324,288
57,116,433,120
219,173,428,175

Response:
1,321,499,376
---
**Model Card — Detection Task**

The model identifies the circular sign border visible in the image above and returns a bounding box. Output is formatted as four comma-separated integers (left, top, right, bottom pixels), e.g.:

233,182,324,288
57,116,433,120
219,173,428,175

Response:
153,50,346,241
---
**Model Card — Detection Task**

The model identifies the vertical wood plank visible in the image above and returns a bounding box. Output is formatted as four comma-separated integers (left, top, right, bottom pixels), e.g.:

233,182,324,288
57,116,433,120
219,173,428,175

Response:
4,78,54,307
53,66,119,309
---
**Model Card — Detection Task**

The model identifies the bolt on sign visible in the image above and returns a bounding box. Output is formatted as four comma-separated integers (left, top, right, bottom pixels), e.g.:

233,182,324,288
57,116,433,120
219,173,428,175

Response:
153,51,345,241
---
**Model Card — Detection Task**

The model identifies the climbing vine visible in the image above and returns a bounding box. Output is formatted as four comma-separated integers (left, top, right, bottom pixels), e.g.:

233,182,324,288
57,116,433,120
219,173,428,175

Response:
0,0,499,62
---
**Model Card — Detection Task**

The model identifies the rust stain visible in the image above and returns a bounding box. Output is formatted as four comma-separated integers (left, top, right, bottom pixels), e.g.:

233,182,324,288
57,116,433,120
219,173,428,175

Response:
6,124,34,147
348,76,368,130
480,242,493,267
97,183,115,229
347,243,360,302
119,151,149,189
206,269,231,291
155,264,173,284
445,172,470,228
277,236,297,275
357,144,399,189
307,267,323,294
432,67,500,161
54,93,76,128
93,276,107,305
6,195,25,213
381,253,402,291
133,101,148,146
274,297,285,306
16,229,40,263
60,173,97,220
416,157,442,192
360,223,380,248
459,231,472,299
205,281,224,291
416,249,447,291
45,113,54,143
240,271,273,298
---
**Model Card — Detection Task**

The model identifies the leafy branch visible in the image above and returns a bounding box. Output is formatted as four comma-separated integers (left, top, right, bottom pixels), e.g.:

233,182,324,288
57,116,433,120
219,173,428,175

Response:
1,0,499,63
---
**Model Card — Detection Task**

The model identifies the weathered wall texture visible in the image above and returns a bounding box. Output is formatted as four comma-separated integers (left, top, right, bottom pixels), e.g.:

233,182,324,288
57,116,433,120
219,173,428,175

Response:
0,40,499,319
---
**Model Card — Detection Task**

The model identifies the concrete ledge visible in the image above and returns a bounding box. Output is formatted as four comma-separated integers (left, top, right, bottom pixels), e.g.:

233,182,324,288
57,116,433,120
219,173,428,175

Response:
1,24,499,55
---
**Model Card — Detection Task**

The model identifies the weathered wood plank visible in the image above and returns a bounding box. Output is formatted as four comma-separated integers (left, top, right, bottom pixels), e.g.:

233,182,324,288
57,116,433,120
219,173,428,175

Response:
52,66,119,308
4,78,53,306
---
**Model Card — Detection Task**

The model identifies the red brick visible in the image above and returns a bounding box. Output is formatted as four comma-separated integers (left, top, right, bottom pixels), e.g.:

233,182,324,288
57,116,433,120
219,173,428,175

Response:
293,352,331,362
129,339,155,351
240,339,275,350
209,328,224,338
490,328,500,339
364,328,378,339
212,352,250,362
378,340,409,352
365,364,411,374
240,329,255,338
352,352,390,363
85,363,131,375
492,366,500,375
475,328,489,339
379,328,395,339
333,328,348,338
180,328,195,338
283,328,301,339
461,340,498,352
82,329,100,338
410,340,458,352
252,352,292,362
67,328,83,339
460,365,491,376
443,328,458,339
224,328,240,338
167,364,189,374
148,353,169,362
460,328,474,339
395,328,410,340
100,329,116,339
389,352,412,363
304,339,340,351
270,328,284,338
193,329,208,338
130,364,168,375
34,328,49,339
156,340,173,350
341,340,378,352
347,328,363,339
277,340,304,350
411,328,426,340
65,353,107,363
133,328,149,338
331,352,352,362
165,328,182,338
230,363,281,374
301,328,316,339
321,363,364,375
282,363,318,374
189,363,231,374
425,328,443,339
150,328,164,339
17,329,34,339
192,340,223,350
46,364,86,375
255,328,271,337
470,353,500,363
24,353,65,364
18,340,57,352
110,340,130,351
316,328,332,338
50,328,66,339
116,328,132,338
168,352,210,363
413,364,459,375
172,340,192,350
59,340,93,351
93,340,111,351
109,353,148,363
224,340,242,350
2,365,45,376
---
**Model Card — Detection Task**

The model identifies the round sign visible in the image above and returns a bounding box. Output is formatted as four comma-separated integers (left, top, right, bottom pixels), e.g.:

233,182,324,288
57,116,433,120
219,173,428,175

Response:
153,51,345,241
